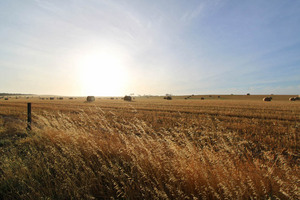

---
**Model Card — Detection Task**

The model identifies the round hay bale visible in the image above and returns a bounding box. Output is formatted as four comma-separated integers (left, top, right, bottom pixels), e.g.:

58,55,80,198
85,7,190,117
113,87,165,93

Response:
263,97,272,101
289,97,296,101
87,96,95,102
124,95,132,101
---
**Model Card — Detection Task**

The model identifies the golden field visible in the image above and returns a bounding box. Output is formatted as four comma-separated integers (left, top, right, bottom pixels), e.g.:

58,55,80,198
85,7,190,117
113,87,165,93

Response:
0,95,299,199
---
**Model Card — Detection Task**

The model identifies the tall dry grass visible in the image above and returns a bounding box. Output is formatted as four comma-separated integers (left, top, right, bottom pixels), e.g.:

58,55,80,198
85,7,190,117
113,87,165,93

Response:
0,105,299,199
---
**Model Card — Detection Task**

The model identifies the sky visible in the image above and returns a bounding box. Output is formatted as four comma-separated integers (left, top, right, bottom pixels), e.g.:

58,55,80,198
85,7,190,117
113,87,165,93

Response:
0,0,300,96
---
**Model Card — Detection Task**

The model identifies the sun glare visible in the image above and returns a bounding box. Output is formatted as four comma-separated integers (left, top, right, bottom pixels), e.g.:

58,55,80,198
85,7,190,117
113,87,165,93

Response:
77,49,128,96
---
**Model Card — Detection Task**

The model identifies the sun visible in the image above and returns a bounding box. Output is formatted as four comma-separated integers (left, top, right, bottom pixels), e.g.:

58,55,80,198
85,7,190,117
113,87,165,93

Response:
77,49,128,96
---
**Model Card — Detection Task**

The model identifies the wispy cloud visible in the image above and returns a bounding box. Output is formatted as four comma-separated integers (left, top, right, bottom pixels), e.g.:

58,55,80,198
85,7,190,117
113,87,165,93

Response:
181,3,205,22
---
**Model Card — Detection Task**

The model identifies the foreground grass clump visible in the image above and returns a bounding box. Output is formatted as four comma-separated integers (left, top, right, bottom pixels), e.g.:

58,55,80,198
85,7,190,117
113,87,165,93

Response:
0,108,299,199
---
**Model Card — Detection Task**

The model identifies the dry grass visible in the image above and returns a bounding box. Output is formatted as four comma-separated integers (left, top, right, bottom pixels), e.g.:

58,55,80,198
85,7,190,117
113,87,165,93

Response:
0,96,299,199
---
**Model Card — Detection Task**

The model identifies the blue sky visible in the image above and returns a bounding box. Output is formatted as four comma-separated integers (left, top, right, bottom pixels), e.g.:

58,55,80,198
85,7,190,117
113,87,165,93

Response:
0,0,299,96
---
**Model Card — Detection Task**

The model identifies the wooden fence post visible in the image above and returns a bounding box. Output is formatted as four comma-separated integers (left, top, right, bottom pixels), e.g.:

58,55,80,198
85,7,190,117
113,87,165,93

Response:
27,103,32,131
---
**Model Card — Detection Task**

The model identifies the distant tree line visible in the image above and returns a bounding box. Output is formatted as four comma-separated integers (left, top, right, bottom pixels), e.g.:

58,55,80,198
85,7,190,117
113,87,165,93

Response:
0,93,32,96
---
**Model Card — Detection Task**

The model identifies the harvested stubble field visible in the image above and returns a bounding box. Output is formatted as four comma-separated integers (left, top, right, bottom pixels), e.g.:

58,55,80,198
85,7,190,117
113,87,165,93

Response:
0,95,299,199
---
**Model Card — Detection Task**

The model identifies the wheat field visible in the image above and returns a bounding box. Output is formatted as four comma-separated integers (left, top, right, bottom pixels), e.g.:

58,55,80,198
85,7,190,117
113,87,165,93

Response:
0,95,299,199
